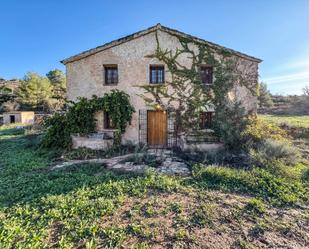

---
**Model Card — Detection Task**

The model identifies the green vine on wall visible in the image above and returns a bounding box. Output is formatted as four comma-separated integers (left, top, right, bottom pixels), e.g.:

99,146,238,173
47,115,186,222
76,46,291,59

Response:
138,31,258,149
41,90,135,148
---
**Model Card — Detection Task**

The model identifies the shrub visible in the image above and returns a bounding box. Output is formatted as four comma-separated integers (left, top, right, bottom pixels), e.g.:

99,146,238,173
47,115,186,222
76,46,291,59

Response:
41,112,71,148
213,102,248,151
250,139,301,166
242,116,288,146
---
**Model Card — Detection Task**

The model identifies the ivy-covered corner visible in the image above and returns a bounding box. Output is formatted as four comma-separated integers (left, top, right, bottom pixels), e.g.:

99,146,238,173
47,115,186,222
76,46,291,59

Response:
41,89,135,149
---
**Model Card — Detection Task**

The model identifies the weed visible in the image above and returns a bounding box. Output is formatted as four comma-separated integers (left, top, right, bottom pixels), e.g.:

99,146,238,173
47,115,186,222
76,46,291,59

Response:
169,203,183,214
132,242,150,249
191,203,216,227
102,227,126,248
249,222,267,237
244,198,266,215
233,238,255,249
127,223,143,236
174,228,188,240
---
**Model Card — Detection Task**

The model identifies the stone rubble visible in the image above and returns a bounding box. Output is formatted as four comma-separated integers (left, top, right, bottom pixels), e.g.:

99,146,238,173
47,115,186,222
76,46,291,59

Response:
51,150,191,176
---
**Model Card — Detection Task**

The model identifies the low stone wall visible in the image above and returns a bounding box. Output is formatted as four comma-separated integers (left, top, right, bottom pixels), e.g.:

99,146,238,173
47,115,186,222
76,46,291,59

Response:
180,142,224,152
179,130,224,152
72,133,114,150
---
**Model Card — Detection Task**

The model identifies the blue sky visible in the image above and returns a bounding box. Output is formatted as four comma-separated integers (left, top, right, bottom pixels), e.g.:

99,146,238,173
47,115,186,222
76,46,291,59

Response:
1,0,309,95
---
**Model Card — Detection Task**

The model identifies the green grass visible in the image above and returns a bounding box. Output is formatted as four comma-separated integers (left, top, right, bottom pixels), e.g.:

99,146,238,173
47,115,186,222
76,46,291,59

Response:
191,164,308,205
0,125,308,248
259,114,309,128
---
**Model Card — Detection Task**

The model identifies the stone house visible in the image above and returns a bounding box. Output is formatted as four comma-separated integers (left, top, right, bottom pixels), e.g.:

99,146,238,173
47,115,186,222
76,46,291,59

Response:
61,24,261,149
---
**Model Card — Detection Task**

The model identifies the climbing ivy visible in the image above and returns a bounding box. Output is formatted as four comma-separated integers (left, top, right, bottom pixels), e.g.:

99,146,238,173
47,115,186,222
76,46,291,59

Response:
41,90,135,148
138,31,258,149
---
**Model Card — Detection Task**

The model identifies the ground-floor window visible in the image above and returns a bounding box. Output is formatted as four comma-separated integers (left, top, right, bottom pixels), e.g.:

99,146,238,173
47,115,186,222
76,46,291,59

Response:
104,112,114,129
199,112,213,129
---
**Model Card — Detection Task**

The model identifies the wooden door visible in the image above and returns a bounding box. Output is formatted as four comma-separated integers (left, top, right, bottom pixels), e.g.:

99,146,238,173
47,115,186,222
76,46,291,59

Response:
147,111,167,146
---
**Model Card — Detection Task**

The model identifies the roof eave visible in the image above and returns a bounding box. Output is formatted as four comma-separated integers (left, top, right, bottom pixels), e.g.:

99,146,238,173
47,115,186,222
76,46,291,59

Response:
60,24,262,65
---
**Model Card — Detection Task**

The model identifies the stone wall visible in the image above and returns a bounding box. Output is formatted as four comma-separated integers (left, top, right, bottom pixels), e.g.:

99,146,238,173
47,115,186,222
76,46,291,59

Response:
72,134,113,150
65,30,259,144
21,112,35,124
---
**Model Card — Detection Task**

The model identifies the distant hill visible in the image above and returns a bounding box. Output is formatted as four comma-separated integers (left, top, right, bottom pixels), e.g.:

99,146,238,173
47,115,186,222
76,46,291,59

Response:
259,94,309,115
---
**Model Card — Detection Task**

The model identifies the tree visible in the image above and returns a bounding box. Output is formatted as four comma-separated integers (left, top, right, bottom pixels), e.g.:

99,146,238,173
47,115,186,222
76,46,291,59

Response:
258,82,273,108
303,86,309,96
0,79,20,112
0,85,15,105
17,72,53,111
46,69,66,110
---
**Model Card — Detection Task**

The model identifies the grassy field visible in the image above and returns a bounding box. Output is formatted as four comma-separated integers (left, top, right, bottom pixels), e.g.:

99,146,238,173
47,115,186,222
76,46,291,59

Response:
260,114,309,128
0,124,308,248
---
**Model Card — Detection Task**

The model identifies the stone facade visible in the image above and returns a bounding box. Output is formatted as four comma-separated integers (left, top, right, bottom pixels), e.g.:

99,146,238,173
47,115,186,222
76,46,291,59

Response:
63,25,260,145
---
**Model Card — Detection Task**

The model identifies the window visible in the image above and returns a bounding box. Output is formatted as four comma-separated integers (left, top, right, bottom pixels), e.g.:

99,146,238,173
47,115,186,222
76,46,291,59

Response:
200,66,213,85
150,65,164,84
200,112,213,129
104,112,114,129
104,65,118,85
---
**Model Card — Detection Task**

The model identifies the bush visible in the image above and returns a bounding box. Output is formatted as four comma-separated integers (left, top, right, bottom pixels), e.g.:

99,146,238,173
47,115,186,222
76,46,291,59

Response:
41,112,71,148
242,116,288,146
213,102,248,151
192,164,308,205
250,139,301,166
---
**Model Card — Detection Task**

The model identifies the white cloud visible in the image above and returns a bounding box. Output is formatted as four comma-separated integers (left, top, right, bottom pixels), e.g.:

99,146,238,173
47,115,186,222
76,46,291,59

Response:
261,52,309,94
263,71,309,84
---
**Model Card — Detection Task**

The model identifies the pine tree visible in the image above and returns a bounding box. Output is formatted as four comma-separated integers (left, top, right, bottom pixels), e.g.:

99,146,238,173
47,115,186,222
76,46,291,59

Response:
17,72,53,111
46,69,66,110
258,82,273,108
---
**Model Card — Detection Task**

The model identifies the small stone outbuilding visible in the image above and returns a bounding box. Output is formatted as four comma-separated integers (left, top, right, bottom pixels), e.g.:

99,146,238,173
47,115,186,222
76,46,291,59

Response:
0,111,35,125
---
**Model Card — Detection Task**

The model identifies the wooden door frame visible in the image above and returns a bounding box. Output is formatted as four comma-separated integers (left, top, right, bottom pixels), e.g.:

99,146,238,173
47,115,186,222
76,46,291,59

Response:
147,110,168,147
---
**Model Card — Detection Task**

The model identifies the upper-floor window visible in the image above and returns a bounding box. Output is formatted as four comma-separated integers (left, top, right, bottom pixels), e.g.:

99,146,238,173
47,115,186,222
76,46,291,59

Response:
150,65,164,84
104,65,118,85
200,66,213,85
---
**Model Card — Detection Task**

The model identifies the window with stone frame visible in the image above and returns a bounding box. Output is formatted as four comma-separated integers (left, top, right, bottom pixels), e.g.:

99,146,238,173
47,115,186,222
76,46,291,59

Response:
104,65,118,85
149,65,165,84
104,112,115,129
200,66,213,85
